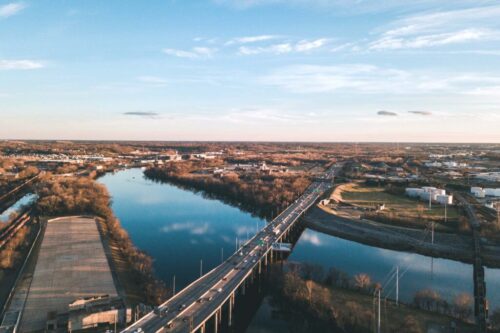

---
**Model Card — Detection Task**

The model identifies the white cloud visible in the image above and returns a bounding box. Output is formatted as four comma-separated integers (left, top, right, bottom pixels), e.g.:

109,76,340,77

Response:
214,0,500,13
239,43,292,55
161,222,210,235
0,2,26,18
370,28,498,50
238,39,329,55
369,5,500,50
0,59,44,70
227,35,279,45
137,76,167,84
295,38,330,52
300,232,323,246
163,47,217,59
263,64,500,95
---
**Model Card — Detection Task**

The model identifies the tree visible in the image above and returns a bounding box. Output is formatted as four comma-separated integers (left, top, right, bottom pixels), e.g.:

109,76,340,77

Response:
453,293,473,320
353,273,371,291
490,309,500,332
394,315,422,333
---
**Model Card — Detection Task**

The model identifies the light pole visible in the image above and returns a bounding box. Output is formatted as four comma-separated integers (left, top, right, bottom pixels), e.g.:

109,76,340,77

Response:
377,288,381,333
221,247,224,263
444,202,447,222
200,259,203,277
172,275,176,296
396,266,399,306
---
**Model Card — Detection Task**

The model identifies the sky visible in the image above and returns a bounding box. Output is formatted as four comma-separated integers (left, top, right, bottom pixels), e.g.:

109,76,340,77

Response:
1,0,500,142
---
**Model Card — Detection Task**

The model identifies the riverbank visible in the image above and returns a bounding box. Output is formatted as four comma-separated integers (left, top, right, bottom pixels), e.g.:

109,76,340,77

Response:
266,264,476,333
304,206,490,266
144,165,311,220
34,175,168,306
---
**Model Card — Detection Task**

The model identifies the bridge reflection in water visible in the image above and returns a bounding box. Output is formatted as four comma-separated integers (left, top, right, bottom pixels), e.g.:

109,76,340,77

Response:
122,165,339,333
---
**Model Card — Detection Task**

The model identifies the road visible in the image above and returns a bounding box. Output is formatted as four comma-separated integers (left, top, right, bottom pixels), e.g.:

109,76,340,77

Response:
122,164,339,333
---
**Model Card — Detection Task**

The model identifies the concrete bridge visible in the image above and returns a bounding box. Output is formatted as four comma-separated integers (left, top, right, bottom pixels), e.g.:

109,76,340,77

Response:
122,165,339,333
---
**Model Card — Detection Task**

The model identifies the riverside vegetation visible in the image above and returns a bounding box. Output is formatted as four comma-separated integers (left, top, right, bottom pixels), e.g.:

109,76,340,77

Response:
35,174,168,305
145,161,311,219
268,262,483,333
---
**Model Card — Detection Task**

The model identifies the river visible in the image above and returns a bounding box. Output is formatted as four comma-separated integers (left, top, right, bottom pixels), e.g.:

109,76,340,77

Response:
99,168,500,330
0,193,36,224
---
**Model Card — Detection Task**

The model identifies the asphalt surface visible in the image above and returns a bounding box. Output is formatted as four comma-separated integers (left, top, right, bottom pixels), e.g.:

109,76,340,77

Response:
122,165,339,333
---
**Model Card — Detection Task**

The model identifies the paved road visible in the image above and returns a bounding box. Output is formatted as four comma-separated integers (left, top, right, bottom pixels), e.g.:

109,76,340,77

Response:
122,165,339,333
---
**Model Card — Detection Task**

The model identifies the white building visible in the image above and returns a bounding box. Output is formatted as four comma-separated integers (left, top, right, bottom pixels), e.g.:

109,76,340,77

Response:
436,194,453,205
406,187,452,205
471,187,500,198
405,188,424,198
485,188,500,197
471,187,486,198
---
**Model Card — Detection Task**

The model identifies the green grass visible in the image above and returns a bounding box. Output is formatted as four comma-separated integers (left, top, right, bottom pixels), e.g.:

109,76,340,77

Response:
341,184,461,220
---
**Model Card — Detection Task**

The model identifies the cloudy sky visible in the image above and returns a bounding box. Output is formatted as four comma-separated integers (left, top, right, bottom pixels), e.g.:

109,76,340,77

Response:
1,0,499,142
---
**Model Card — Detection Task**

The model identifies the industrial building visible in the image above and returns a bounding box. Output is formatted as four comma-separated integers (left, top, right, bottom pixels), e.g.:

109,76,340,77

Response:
471,187,500,198
405,187,453,205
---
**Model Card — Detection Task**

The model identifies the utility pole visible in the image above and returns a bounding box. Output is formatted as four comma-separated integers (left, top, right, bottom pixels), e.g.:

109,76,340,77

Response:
377,289,381,333
444,202,447,222
173,275,176,296
431,222,435,244
497,203,500,227
200,259,203,277
396,266,399,306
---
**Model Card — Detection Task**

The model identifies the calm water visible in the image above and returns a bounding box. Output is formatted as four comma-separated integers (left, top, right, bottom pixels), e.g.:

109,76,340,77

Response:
0,193,36,223
288,229,500,308
99,168,265,289
100,168,500,331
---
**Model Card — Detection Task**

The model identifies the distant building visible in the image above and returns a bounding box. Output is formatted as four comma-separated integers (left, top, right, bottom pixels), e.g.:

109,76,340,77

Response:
406,187,452,205
471,187,500,198
471,186,486,198
436,194,453,205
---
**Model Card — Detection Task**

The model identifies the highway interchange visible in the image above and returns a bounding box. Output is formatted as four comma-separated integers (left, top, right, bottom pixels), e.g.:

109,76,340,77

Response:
122,164,339,333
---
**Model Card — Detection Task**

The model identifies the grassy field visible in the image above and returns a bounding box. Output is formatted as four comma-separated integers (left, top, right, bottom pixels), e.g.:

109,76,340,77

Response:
340,184,460,219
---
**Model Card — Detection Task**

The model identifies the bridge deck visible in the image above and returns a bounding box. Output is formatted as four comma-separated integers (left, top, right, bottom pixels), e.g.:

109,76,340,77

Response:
122,166,338,333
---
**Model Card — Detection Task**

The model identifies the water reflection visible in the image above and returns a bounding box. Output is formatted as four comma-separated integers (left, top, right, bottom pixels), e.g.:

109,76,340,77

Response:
0,193,36,223
288,229,500,309
99,168,265,289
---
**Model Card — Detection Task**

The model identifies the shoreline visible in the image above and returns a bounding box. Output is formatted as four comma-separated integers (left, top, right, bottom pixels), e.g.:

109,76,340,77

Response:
304,206,500,268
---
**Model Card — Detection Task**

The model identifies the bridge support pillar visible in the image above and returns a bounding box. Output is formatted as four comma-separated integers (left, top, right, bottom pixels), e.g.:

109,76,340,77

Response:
264,253,268,266
228,292,235,326
214,311,219,333
200,322,205,333
241,280,246,295
258,260,262,274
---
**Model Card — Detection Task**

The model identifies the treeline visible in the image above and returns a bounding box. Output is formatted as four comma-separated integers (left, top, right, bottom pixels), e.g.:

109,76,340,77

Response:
0,224,31,270
145,165,310,219
35,175,168,305
271,263,421,333
270,262,480,333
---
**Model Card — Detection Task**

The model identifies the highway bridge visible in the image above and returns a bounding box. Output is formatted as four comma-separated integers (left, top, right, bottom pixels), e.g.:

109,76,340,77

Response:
122,164,340,333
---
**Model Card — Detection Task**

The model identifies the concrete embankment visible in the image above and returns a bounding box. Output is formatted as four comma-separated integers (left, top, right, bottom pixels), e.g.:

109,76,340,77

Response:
3,216,119,333
303,206,482,265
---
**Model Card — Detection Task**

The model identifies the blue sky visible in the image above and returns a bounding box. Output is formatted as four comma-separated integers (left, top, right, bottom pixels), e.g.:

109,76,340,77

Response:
1,0,499,142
